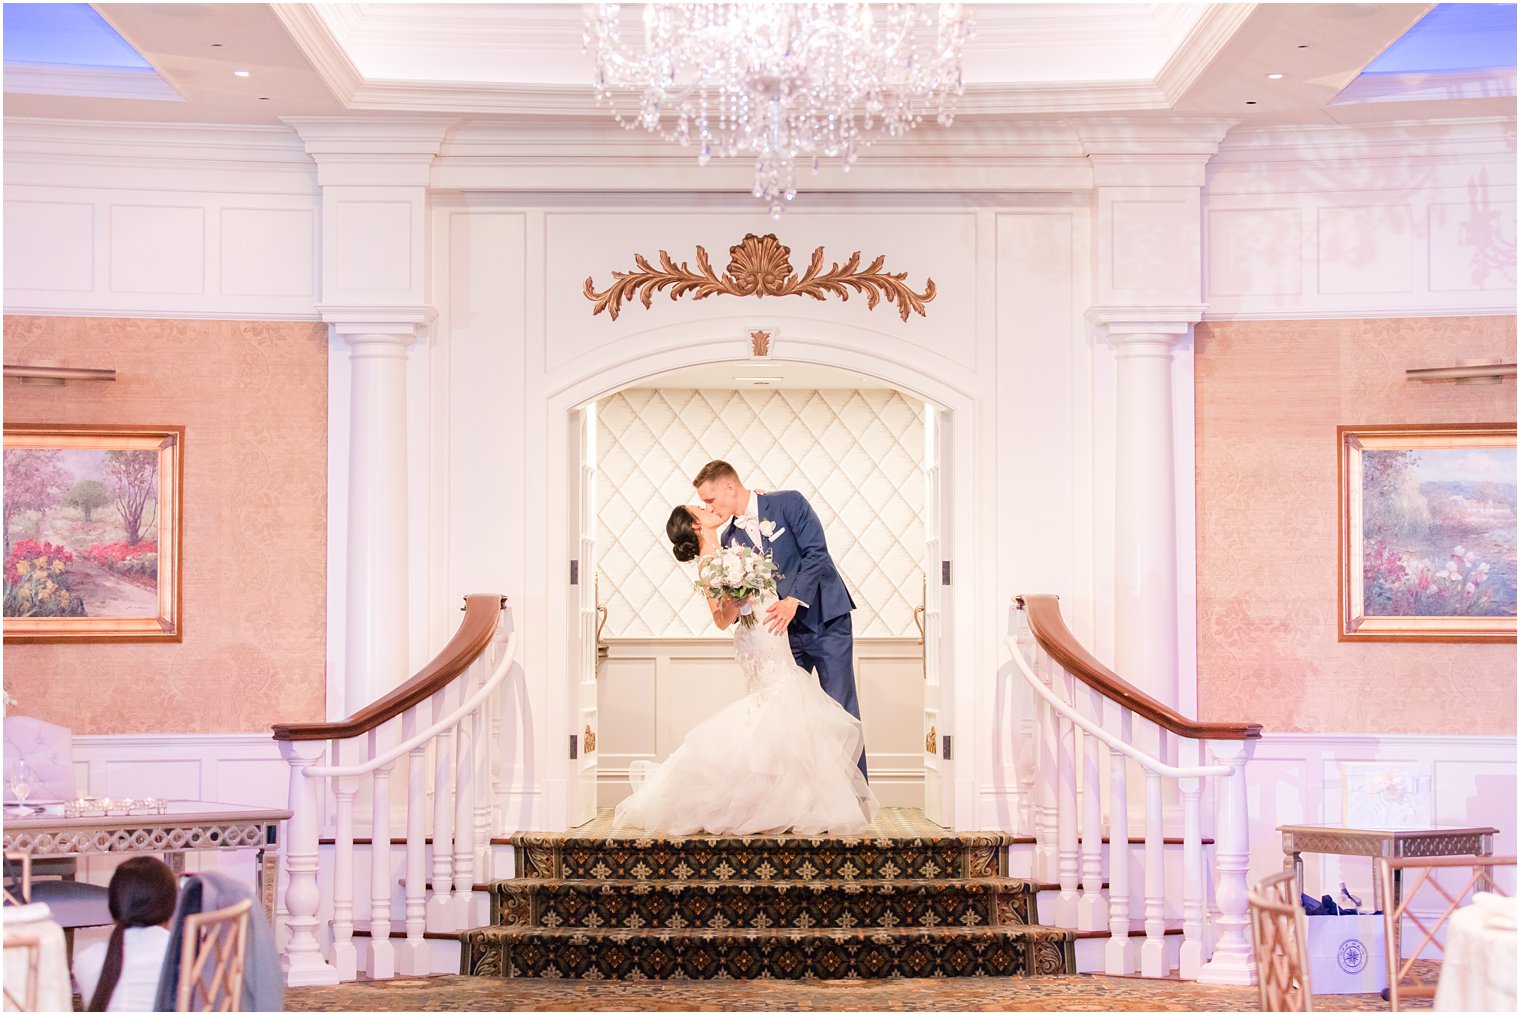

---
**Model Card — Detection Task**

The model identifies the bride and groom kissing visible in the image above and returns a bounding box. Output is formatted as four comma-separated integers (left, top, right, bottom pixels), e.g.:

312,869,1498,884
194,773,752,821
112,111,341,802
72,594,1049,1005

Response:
612,460,878,837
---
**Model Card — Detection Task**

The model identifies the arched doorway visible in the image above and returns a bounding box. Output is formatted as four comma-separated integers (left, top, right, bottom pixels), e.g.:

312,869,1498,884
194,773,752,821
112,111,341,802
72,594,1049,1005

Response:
536,318,978,832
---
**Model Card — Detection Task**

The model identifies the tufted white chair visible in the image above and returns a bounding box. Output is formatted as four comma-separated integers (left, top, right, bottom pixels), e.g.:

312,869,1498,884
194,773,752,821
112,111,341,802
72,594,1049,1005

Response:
2,717,112,936
3,716,77,804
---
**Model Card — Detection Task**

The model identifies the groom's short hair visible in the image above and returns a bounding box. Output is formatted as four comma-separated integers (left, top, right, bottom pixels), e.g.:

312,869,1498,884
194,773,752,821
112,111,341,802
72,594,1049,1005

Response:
693,460,738,488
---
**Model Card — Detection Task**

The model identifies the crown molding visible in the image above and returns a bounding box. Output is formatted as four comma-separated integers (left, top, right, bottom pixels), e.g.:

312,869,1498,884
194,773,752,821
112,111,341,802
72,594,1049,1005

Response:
3,64,185,103
1212,116,1519,165
270,2,365,106
317,303,438,329
1154,3,1259,104
1086,305,1208,328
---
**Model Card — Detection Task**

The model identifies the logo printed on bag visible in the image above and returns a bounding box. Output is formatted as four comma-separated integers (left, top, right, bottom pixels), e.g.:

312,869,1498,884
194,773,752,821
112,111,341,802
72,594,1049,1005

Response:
1338,938,1369,974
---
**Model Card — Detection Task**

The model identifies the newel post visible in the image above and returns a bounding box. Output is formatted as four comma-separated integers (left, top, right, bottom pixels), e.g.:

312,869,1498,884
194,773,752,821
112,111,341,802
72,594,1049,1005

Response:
1196,737,1258,986
279,738,339,986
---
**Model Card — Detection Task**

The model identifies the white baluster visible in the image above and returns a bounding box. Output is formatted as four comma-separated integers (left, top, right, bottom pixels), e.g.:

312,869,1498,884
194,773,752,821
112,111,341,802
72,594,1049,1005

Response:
369,736,396,980
1055,669,1079,927
1140,770,1167,977
427,688,457,933
278,739,339,986
1178,775,1205,978
1197,739,1258,985
453,687,478,927
330,772,358,981
1078,683,1108,931
398,708,430,975
1104,707,1134,974
1034,649,1059,883
1014,615,1038,837
473,684,494,888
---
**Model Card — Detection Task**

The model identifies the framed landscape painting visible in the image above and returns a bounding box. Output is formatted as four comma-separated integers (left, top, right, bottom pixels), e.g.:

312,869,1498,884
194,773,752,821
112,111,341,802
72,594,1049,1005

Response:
3,424,183,642
1339,423,1516,642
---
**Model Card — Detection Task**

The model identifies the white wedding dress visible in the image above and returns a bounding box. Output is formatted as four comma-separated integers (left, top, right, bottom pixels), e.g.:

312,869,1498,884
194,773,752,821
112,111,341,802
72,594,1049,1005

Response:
614,592,878,837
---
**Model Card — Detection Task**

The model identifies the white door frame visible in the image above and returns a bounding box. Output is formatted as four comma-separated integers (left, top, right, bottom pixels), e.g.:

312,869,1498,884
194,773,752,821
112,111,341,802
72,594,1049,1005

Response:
537,316,983,832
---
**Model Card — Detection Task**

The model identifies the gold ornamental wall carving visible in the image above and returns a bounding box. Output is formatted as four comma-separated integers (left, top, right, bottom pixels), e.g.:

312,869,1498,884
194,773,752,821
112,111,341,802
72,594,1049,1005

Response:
583,233,936,323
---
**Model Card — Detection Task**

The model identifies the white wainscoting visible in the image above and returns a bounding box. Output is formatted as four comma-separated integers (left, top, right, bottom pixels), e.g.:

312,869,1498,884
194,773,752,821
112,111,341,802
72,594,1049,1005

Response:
597,636,926,809
1204,120,1517,319
4,122,321,320
65,732,288,885
1243,732,1517,902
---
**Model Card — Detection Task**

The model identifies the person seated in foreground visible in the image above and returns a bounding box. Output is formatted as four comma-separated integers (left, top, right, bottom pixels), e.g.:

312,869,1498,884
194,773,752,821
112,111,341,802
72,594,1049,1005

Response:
72,857,177,1012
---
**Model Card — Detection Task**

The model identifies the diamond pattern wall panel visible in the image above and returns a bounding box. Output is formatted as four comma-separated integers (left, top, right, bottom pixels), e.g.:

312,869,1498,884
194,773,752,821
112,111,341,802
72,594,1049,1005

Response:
597,389,926,639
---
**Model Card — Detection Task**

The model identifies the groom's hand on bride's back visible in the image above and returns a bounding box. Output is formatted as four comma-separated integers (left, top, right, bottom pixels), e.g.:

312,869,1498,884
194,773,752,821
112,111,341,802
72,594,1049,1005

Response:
765,596,800,633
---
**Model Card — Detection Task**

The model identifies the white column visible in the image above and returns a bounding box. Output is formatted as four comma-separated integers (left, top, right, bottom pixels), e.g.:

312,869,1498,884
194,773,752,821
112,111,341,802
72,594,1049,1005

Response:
338,324,416,713
1107,322,1189,709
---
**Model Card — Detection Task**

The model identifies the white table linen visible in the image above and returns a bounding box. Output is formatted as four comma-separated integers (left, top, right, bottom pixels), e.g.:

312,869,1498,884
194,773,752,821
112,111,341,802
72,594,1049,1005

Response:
1433,893,1517,1012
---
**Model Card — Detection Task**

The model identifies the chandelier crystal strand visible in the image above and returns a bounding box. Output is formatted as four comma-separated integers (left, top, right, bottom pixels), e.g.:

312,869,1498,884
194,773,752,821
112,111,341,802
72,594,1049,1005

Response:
585,3,973,217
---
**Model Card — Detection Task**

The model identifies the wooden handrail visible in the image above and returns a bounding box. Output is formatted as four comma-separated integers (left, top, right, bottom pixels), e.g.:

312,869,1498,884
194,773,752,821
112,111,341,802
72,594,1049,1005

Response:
1016,594,1261,742
272,594,508,742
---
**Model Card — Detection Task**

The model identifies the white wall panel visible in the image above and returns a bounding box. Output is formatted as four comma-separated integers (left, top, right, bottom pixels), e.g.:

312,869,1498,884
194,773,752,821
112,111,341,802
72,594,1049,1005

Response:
1244,733,1517,903
597,636,925,809
110,204,206,294
1204,121,1516,318
1315,205,1414,295
1428,199,1517,292
3,199,94,291
1206,207,1302,297
220,207,316,297
333,199,413,292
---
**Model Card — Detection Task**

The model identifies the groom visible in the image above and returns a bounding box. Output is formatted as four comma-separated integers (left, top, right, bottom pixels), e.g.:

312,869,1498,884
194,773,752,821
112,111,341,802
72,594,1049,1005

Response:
693,460,867,778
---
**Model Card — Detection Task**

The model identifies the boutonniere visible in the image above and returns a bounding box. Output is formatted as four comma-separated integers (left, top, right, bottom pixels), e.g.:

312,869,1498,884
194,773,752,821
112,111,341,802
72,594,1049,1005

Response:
758,519,786,540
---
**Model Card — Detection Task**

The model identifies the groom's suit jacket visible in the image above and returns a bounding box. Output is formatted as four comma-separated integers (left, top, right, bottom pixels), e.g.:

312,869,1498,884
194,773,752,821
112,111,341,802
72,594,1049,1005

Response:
721,489,855,633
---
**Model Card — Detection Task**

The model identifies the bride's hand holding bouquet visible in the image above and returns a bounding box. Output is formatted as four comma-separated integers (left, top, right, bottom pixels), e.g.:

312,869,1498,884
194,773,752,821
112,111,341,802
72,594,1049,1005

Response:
694,544,781,629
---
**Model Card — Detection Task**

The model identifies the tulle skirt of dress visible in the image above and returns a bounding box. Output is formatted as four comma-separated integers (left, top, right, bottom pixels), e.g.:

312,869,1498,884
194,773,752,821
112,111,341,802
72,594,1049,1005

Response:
612,664,878,837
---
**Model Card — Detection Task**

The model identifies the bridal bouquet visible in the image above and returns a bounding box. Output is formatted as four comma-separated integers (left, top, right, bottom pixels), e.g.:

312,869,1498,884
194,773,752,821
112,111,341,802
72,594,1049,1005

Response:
693,545,780,628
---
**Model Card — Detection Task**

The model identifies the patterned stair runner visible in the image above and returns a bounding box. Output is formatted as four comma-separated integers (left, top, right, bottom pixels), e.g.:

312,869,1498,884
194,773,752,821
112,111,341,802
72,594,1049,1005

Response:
462,808,1075,980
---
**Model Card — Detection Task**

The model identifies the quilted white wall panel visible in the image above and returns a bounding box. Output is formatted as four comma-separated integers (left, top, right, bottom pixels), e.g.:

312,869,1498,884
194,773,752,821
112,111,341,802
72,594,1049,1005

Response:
597,388,926,639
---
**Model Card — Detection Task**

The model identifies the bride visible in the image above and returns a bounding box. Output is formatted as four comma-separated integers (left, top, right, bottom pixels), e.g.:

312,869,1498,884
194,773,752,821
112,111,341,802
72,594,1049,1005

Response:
612,503,878,837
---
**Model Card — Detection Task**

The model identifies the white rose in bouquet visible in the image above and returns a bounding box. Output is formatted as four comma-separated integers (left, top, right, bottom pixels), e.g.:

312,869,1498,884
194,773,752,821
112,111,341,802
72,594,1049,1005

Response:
692,544,782,629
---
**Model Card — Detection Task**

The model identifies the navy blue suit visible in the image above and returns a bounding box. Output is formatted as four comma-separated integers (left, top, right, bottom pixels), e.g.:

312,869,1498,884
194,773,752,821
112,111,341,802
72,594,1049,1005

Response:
722,490,867,778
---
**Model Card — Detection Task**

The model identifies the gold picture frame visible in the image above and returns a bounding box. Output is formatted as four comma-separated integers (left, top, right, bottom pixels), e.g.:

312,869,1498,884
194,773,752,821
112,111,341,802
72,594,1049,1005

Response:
1338,423,1516,642
3,424,183,642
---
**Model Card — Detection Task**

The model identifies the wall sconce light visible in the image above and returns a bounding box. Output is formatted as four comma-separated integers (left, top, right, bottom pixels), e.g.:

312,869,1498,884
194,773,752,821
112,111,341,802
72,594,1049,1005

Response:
3,365,117,386
1405,359,1515,385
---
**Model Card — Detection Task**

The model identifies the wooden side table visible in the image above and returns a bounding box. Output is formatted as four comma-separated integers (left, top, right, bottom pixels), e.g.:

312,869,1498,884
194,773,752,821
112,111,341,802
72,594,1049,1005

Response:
1278,824,1499,912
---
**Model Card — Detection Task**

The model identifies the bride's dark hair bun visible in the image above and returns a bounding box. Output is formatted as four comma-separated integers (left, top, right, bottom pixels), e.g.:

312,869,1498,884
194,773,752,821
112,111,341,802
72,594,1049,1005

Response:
666,505,700,562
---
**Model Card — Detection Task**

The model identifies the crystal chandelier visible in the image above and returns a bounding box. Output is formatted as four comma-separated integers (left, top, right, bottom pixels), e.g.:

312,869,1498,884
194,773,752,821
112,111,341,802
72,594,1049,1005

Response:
585,3,973,216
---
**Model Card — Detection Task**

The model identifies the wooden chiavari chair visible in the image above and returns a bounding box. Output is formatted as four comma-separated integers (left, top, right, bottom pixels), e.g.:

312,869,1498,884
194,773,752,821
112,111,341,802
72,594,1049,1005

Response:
174,898,252,1013
2,854,30,907
1,931,41,1012
1376,854,1514,1011
1248,869,1314,1012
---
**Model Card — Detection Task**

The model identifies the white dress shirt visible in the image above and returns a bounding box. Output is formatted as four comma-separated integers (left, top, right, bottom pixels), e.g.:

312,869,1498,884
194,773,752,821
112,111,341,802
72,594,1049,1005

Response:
73,925,171,1012
727,491,808,608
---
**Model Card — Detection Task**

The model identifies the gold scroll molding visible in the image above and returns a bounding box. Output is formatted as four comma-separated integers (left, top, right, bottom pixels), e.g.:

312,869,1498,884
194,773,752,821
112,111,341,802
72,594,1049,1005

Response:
584,233,936,323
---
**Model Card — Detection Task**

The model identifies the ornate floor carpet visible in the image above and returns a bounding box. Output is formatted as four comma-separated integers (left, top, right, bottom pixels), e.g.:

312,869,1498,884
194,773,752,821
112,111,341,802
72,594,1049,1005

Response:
460,808,1073,980
286,973,1431,1011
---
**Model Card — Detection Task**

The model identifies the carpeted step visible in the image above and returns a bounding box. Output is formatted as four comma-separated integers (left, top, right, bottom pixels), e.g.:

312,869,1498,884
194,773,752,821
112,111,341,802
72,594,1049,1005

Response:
461,923,1075,980
490,876,1042,931
509,831,1020,882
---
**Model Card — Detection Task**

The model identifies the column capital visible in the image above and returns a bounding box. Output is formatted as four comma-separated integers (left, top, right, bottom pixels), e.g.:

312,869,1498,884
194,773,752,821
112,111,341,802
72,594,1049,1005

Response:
1087,305,1204,348
320,303,437,343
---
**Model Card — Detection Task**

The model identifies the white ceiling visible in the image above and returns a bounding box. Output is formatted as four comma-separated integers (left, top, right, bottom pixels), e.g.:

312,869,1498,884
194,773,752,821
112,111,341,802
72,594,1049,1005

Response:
2,3,1512,130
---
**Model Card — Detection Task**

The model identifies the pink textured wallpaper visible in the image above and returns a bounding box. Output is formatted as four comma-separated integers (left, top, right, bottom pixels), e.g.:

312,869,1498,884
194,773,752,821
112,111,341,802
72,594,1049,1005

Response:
3,316,328,733
1195,316,1517,735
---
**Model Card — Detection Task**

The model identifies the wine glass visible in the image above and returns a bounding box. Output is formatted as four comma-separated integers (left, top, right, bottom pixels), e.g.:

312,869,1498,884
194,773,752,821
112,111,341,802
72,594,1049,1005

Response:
8,760,34,813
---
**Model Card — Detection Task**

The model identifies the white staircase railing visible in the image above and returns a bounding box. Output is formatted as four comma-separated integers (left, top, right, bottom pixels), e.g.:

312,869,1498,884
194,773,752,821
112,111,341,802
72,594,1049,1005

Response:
273,594,516,986
1010,595,1261,986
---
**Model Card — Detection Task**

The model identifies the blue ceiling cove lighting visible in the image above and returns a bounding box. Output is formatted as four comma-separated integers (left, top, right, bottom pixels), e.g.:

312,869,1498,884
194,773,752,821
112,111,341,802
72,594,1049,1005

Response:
3,3,153,69
1365,3,1518,75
